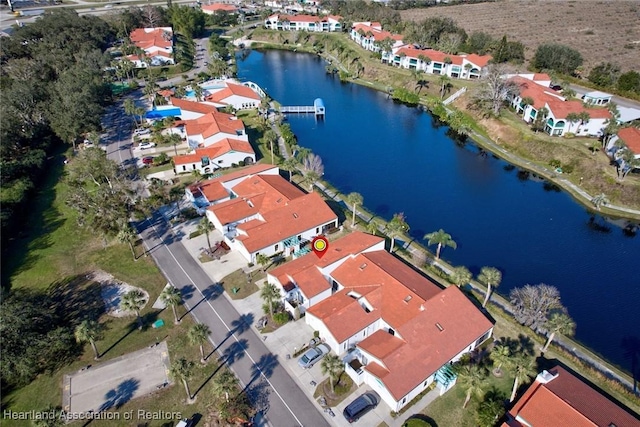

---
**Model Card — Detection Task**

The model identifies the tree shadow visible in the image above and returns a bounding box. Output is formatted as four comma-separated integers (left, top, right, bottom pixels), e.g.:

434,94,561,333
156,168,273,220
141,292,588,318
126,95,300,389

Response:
201,283,223,301
191,364,225,399
405,414,438,427
621,335,640,395
47,274,106,325
244,379,271,415
180,284,197,302
99,323,138,358
495,334,535,357
99,378,139,411
247,354,279,388
219,339,248,366
212,314,255,353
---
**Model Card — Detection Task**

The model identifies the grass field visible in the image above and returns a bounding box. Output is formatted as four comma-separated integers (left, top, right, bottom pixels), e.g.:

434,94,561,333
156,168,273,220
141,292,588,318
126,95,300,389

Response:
400,0,640,73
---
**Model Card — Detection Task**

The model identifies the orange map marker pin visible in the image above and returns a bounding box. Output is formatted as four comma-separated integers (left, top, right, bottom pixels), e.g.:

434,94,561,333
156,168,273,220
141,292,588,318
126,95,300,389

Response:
312,236,329,258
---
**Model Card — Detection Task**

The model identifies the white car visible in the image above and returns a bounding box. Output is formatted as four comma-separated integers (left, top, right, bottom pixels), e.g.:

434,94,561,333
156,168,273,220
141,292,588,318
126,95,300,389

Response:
139,142,156,150
298,343,330,369
133,128,150,136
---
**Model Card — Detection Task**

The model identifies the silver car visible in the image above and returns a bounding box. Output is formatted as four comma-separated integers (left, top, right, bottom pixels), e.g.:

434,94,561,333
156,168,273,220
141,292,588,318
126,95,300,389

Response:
298,343,330,369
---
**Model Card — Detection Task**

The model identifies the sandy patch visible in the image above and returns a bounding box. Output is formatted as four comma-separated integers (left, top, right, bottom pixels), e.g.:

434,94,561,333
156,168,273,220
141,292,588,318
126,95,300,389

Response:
91,270,150,318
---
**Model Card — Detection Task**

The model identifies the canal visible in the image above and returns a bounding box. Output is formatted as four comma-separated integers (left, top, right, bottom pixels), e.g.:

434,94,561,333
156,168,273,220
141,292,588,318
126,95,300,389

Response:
236,49,640,372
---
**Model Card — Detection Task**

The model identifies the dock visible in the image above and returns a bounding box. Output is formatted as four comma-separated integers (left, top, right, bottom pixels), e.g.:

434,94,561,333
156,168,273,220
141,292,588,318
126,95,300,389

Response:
280,98,325,118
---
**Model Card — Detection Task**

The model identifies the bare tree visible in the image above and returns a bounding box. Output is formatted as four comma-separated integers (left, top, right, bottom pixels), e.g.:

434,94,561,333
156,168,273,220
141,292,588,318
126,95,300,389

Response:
142,5,162,28
301,153,324,191
475,64,520,116
509,284,563,332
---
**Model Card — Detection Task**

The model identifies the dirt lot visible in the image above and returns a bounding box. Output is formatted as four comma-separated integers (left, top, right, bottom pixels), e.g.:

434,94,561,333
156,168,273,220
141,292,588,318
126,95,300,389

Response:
400,0,640,73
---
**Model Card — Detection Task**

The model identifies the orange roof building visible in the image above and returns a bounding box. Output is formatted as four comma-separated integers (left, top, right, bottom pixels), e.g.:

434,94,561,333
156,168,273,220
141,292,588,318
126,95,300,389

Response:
129,27,174,66
265,14,342,32
177,110,247,148
202,169,338,262
173,138,255,175
505,365,639,427
616,127,640,157
388,45,492,80
299,248,494,413
204,81,262,110
201,3,237,15
508,76,611,137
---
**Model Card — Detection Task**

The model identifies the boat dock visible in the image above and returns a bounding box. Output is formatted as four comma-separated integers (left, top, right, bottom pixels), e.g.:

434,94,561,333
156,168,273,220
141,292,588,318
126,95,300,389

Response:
280,98,325,118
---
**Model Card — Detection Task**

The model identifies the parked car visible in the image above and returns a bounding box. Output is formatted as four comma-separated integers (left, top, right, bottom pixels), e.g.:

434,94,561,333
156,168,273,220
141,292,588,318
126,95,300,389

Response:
175,419,193,427
139,142,156,150
142,156,154,165
297,343,330,369
133,128,150,136
343,391,379,423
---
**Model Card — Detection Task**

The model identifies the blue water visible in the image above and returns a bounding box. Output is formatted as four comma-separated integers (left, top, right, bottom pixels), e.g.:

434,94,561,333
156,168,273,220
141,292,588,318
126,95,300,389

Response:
146,107,182,119
237,49,640,371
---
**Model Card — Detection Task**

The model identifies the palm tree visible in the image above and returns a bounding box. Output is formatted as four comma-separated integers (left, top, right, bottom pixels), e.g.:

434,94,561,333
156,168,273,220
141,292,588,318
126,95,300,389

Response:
576,111,591,134
124,98,139,127
565,112,580,133
281,157,298,182
449,266,472,287
365,218,382,236
197,217,215,252
415,78,429,94
212,368,238,402
320,354,344,392
256,253,270,273
120,289,146,330
260,282,280,318
75,319,105,360
508,354,537,402
346,192,363,227
262,129,278,163
478,266,502,308
188,323,211,363
591,193,610,211
160,286,182,324
193,85,205,102
423,229,457,260
542,312,576,352
385,212,409,253
457,364,486,408
520,97,534,118
117,223,137,261
170,357,195,403
489,344,511,376
439,75,452,99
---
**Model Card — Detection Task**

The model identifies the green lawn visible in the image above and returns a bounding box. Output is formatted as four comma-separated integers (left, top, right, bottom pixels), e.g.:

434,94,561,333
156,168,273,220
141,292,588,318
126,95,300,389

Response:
219,269,262,300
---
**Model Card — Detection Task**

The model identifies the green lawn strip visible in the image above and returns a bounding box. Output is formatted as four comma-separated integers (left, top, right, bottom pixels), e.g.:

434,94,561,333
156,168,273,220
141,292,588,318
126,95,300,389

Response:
219,269,262,300
312,372,356,407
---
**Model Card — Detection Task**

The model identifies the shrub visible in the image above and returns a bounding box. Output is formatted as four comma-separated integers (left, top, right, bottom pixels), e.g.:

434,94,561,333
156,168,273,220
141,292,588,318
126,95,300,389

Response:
238,160,246,167
273,312,290,325
562,164,574,174
549,159,562,168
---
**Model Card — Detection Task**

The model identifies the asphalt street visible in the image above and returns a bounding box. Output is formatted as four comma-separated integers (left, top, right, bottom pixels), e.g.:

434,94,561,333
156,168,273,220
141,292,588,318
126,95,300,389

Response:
136,212,330,427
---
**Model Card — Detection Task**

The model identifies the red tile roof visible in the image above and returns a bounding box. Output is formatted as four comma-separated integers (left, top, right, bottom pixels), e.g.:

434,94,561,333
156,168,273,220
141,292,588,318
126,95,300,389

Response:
361,286,494,400
270,14,340,24
547,99,611,120
202,3,237,12
506,365,640,427
206,82,261,103
617,127,640,154
462,53,492,68
158,89,175,97
170,97,219,115
235,192,337,253
208,174,304,225
130,27,173,50
173,138,254,166
182,111,246,140
395,46,492,68
269,231,385,298
187,164,279,201
353,23,404,42
533,73,551,81
510,76,566,110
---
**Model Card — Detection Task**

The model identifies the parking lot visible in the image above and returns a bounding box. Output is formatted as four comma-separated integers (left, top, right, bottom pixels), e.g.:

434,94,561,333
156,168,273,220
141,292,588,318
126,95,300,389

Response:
63,341,171,415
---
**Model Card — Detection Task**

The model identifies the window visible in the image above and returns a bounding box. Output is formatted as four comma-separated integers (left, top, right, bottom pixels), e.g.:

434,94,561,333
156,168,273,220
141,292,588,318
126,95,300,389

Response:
182,165,186,171
389,328,395,336
274,244,279,251
316,227,319,233
402,397,406,404
423,380,428,387
218,160,223,164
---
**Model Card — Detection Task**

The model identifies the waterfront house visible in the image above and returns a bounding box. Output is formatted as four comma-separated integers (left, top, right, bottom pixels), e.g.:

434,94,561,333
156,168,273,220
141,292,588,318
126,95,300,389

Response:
204,81,262,110
350,22,404,53
609,127,640,160
301,249,494,412
185,164,278,212
387,45,492,80
505,365,639,427
264,14,342,32
173,108,248,149
267,231,386,314
129,27,174,67
508,76,611,137
202,168,338,262
173,138,255,175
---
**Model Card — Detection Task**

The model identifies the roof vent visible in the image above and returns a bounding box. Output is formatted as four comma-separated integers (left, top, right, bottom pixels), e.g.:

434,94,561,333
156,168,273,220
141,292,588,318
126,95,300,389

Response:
293,213,298,218
276,198,282,203
419,304,425,311
536,370,559,384
247,200,254,208
359,263,367,270
435,323,444,332
403,295,412,303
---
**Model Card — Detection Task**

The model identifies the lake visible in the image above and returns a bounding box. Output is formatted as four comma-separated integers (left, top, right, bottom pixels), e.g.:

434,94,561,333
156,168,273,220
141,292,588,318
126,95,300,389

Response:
236,49,640,372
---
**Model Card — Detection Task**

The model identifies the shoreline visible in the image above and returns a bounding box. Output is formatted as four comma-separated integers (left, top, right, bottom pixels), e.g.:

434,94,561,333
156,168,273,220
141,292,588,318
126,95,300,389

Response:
246,40,640,223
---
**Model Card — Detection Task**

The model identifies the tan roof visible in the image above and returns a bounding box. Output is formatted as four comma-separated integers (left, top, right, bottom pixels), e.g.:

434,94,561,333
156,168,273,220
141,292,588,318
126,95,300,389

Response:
506,365,640,427
235,192,337,253
270,231,385,298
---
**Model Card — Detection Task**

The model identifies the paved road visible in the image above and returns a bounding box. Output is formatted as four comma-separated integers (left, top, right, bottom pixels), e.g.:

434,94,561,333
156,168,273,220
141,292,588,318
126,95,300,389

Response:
569,83,640,110
136,212,329,427
101,91,139,168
